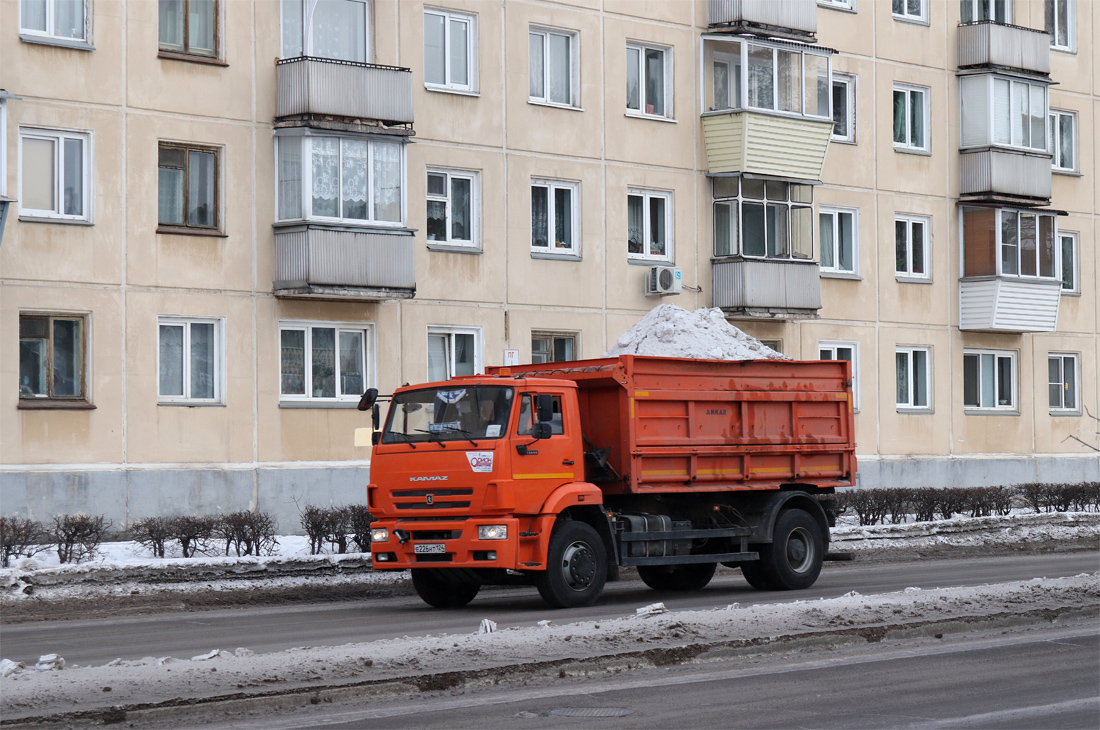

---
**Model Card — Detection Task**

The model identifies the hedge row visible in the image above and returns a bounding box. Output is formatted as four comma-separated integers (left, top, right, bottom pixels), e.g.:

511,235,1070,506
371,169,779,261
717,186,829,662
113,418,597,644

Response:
835,482,1100,526
300,505,374,555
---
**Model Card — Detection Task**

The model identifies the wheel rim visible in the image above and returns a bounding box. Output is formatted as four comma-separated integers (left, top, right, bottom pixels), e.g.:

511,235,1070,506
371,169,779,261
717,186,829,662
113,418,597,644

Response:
785,527,815,574
560,540,596,591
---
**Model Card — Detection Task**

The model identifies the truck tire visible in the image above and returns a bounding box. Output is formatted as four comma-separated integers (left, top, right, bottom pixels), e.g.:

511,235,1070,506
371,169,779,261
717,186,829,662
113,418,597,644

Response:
411,569,480,608
637,563,717,591
756,509,823,590
536,521,607,608
738,559,775,590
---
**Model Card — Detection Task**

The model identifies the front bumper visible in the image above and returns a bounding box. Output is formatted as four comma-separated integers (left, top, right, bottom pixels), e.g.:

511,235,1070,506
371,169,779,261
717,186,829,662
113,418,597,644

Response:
370,517,521,569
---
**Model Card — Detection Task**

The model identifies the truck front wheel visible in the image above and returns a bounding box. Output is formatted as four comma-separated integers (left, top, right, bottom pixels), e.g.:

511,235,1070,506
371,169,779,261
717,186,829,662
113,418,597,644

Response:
536,521,607,608
411,569,480,608
637,563,717,591
756,509,823,590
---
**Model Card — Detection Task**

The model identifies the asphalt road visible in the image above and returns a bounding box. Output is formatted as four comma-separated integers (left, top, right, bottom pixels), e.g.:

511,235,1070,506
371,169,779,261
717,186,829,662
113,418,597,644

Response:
212,623,1099,730
2,552,1096,667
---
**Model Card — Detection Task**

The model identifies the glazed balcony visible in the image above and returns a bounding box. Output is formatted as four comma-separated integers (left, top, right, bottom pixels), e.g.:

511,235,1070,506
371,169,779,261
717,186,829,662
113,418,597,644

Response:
957,22,1050,76
713,258,821,320
274,226,415,301
708,0,817,37
276,57,414,129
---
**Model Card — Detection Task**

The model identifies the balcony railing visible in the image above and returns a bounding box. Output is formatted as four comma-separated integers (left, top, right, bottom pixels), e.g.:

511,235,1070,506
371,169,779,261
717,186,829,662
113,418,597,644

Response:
959,277,1061,332
274,226,415,301
702,111,833,181
959,148,1052,202
708,0,817,36
713,258,821,319
957,22,1050,76
276,57,414,126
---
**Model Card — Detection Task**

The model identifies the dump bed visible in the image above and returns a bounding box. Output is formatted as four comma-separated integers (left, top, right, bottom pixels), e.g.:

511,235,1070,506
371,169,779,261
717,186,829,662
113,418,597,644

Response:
489,355,856,495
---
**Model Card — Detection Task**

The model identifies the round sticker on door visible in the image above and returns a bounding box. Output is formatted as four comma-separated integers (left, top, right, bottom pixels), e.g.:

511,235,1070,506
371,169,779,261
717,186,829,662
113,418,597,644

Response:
466,451,494,473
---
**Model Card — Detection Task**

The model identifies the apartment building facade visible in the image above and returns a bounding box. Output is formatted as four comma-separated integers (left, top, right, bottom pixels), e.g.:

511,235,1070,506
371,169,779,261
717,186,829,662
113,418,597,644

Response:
1,0,1096,529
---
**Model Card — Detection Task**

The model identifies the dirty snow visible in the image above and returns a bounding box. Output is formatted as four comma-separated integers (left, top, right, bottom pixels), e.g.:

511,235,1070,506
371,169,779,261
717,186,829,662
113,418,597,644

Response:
831,510,1100,551
2,573,1096,719
604,305,786,360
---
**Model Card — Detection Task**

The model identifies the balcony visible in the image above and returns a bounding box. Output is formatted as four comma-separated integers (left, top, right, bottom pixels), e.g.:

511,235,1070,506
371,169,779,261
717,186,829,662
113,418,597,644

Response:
276,57,414,131
708,0,817,37
702,111,833,181
957,22,1050,76
274,226,415,301
959,148,1052,204
959,277,1061,332
713,259,821,319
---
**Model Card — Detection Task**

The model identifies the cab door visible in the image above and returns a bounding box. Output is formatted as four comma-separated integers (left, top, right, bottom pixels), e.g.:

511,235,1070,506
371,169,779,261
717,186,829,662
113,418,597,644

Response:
510,391,579,512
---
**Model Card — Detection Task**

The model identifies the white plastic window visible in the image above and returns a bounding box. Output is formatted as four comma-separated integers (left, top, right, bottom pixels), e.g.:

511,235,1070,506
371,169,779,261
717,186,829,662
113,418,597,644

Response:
626,42,671,118
19,127,91,222
1048,353,1078,412
281,0,371,62
963,350,1015,410
893,0,927,22
893,85,929,151
819,341,859,411
627,189,672,262
1048,109,1077,171
819,207,857,274
280,321,373,401
529,27,577,107
20,0,87,42
426,168,478,247
427,327,481,381
158,317,224,403
424,8,475,92
894,215,929,278
896,346,931,410
1045,0,1075,51
531,179,579,256
831,74,855,142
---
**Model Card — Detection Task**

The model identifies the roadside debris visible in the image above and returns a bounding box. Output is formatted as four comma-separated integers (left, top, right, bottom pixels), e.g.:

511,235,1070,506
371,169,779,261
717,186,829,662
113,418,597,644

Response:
35,654,65,671
636,602,668,617
477,619,497,635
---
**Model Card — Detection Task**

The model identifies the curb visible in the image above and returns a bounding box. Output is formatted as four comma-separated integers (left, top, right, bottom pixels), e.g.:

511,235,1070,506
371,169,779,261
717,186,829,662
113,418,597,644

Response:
3,604,1095,728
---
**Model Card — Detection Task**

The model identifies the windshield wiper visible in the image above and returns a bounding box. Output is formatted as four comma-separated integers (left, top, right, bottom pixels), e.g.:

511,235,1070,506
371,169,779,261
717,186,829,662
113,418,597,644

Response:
390,431,417,449
414,429,447,447
440,426,478,446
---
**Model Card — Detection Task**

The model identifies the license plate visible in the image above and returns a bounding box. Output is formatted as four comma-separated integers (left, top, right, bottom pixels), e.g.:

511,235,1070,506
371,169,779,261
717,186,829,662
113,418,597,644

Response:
414,543,446,554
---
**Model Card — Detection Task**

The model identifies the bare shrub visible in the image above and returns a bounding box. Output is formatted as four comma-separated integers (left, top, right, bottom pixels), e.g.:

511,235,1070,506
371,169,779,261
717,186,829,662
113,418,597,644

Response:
937,491,967,520
346,504,374,552
911,488,939,522
1048,483,1076,513
884,488,913,524
1018,482,1046,513
848,489,887,526
989,486,1015,516
214,511,278,557
130,516,174,558
0,516,47,568
172,515,214,557
300,505,328,555
51,514,112,564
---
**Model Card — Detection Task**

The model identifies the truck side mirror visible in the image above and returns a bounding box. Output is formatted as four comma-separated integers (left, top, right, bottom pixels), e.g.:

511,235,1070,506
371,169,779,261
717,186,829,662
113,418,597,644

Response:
530,422,552,440
371,403,380,430
536,394,554,423
357,388,379,411
371,431,382,446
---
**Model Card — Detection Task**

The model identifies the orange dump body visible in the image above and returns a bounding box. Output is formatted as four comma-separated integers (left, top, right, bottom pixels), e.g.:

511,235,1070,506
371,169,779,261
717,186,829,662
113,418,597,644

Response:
489,355,857,493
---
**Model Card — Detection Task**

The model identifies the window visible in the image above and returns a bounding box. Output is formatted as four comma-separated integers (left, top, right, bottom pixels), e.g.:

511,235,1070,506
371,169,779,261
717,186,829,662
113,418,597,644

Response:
281,0,370,62
158,317,223,403
959,75,1047,152
627,189,671,262
426,169,477,248
703,38,831,119
19,314,86,401
893,85,929,151
896,347,931,410
275,134,404,225
962,207,1058,279
626,42,671,118
1048,353,1078,412
894,215,929,279
831,74,855,142
529,27,577,107
424,8,475,92
19,127,91,222
819,0,855,9
1048,109,1077,172
1059,231,1077,292
963,350,1015,410
892,0,927,22
819,207,857,274
0,96,8,199
531,332,576,364
759,339,782,354
712,177,813,260
159,0,217,58
427,327,481,381
518,393,564,436
1045,0,1075,51
819,341,859,410
280,321,372,402
531,179,578,256
961,0,1009,23
158,144,218,231
20,0,86,42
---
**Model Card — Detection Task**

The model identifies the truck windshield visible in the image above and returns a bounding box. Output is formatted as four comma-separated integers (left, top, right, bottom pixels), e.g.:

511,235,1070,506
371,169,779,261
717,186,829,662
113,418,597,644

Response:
382,386,514,444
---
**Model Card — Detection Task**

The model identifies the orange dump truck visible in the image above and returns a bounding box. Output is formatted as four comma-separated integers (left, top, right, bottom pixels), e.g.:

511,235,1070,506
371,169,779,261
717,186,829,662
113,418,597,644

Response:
363,355,856,609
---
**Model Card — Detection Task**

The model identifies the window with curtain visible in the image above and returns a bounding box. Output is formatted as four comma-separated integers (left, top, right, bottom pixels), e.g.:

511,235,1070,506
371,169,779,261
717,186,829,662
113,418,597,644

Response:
963,350,1015,410
1059,232,1077,292
893,85,928,151
1048,353,1078,412
281,0,370,62
279,321,372,401
626,42,671,118
819,341,859,410
20,0,86,42
893,0,927,22
703,38,830,119
158,143,218,231
531,179,578,255
19,127,90,222
1048,109,1077,171
426,168,478,247
424,8,475,91
18,314,87,401
158,317,222,403
961,0,1009,23
427,327,480,381
159,0,217,58
276,134,404,225
894,215,929,278
896,347,931,409
1045,0,1075,51
831,74,855,142
627,189,671,262
819,207,857,274
529,26,577,106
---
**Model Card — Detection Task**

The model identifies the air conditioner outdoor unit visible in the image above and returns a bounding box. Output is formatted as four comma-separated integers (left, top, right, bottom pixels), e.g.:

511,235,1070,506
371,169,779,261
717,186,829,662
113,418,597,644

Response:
646,266,682,296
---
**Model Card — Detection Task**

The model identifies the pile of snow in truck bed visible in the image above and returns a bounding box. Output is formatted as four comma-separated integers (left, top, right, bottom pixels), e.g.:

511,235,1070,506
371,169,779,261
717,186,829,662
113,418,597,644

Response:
604,305,787,361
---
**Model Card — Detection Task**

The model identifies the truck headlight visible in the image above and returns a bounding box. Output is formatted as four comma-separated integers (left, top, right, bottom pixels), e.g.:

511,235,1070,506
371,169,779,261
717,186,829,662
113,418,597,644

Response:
478,525,508,540
370,528,389,543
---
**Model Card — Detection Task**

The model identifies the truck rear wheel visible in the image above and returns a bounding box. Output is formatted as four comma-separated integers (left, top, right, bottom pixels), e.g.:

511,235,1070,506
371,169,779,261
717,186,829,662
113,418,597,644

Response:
756,509,823,590
738,559,775,590
637,563,717,591
411,569,480,608
536,521,607,608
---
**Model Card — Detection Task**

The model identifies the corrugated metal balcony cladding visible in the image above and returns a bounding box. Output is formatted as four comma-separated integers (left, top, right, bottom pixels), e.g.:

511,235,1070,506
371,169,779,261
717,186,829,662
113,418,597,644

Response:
708,0,817,35
959,277,1061,332
274,227,415,299
276,57,414,125
702,112,832,181
959,149,1052,201
957,22,1050,75
713,259,821,315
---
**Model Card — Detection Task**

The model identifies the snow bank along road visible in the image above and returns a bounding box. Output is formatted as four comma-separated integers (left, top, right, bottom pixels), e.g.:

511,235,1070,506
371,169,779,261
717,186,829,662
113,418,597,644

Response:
1,552,1097,728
